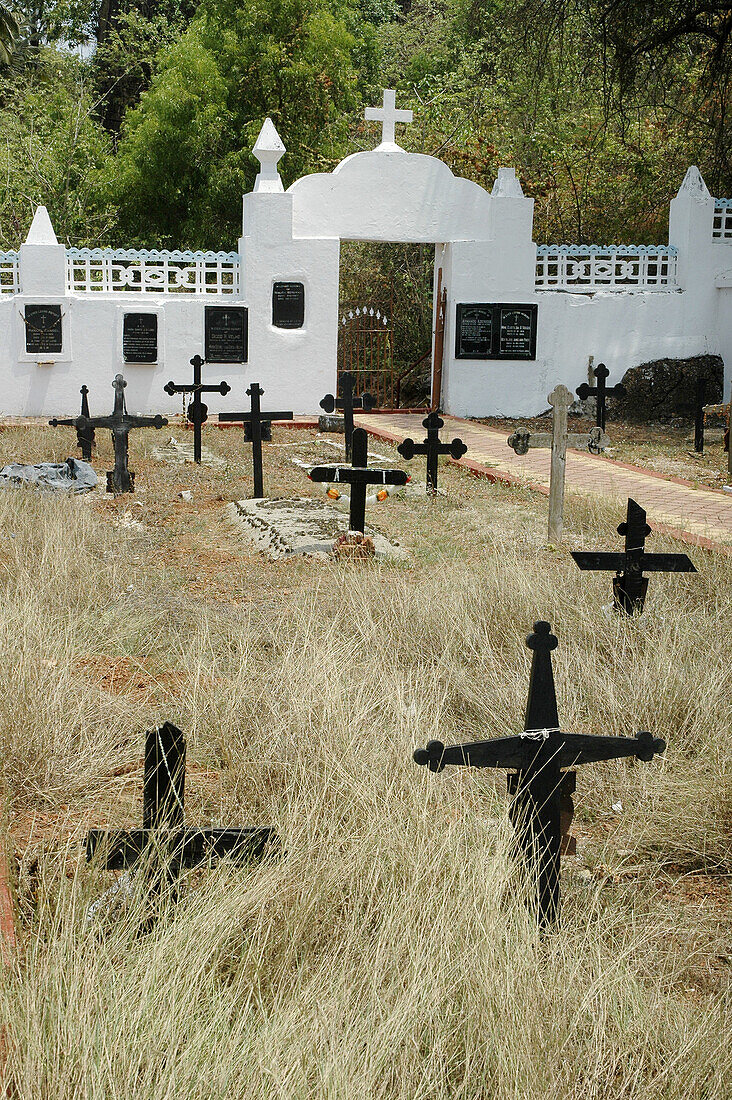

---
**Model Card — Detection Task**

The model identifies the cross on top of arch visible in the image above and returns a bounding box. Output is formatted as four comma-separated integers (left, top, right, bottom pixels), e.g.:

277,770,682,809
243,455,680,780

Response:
364,89,413,150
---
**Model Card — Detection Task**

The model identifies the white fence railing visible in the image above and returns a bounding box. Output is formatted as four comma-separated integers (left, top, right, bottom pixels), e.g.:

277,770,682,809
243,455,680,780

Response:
535,245,678,291
713,199,732,239
65,248,240,295
0,252,19,294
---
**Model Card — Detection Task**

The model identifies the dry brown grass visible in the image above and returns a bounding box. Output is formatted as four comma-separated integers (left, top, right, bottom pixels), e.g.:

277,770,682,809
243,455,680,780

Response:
0,423,730,1099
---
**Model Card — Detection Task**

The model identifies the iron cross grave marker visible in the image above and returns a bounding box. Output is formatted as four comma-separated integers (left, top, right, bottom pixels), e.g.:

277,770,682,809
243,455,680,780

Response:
87,722,277,924
397,411,467,494
413,621,666,926
309,426,408,534
571,497,696,613
49,385,95,461
576,362,625,432
75,373,167,494
164,354,230,463
219,382,293,497
320,372,377,461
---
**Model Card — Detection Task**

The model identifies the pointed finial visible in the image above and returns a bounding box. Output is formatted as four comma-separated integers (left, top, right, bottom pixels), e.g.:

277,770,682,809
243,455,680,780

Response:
253,119,286,193
25,206,59,246
677,166,711,201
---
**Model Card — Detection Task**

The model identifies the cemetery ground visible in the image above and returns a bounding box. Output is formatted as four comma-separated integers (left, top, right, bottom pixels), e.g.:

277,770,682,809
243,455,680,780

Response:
0,421,731,1099
479,413,730,491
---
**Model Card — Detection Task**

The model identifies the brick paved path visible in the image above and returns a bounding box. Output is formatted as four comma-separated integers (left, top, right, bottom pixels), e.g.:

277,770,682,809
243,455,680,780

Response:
357,412,732,549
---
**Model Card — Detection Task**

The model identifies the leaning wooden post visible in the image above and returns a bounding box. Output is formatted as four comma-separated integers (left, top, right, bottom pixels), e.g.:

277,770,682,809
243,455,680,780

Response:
547,384,572,544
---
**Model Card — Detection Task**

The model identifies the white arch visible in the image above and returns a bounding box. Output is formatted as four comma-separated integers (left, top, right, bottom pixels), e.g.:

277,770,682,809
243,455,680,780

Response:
287,150,494,243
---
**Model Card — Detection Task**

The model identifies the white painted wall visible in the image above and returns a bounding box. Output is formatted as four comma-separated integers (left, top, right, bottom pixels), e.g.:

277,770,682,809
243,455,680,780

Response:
1,104,730,419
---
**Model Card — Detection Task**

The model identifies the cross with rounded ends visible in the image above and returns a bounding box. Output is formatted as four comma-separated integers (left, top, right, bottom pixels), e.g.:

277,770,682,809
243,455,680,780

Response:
364,89,413,150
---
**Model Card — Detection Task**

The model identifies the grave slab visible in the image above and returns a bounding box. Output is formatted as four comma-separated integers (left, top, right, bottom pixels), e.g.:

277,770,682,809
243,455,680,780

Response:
153,436,225,467
227,497,407,560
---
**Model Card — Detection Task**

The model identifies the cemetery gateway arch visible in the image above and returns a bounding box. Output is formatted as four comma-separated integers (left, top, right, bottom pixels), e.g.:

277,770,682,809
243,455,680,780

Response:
242,93,534,415
2,89,731,416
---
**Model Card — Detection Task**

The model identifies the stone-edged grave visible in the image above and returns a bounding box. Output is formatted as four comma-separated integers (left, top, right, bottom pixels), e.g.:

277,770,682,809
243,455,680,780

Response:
227,496,407,561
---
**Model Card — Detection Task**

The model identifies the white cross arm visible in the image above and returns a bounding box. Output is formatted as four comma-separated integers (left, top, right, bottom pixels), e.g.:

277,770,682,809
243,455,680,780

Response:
364,89,413,147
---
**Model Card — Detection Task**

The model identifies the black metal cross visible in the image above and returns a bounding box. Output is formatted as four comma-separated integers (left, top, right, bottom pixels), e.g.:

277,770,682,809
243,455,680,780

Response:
163,354,230,464
414,621,666,926
87,722,277,921
309,426,408,534
320,372,377,461
397,411,467,494
219,382,293,498
571,498,696,614
576,363,626,432
49,385,95,462
75,373,168,494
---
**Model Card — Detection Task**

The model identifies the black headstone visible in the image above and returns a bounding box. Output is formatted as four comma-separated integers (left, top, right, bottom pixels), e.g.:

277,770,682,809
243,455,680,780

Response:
205,306,248,363
454,304,493,359
272,282,305,329
24,304,62,354
497,306,536,358
123,313,158,363
455,303,537,360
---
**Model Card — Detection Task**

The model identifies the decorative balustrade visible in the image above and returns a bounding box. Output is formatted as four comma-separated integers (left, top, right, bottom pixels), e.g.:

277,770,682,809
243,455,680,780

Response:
66,248,240,295
0,252,19,294
535,245,678,291
713,199,732,239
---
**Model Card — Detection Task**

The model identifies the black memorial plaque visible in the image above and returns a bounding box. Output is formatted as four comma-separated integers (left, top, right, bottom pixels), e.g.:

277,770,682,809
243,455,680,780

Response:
498,306,536,359
204,306,248,363
24,304,63,354
454,304,493,359
455,303,537,361
123,313,158,363
272,282,305,329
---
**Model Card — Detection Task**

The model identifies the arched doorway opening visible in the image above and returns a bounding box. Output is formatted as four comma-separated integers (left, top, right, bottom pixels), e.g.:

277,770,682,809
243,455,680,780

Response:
338,240,434,408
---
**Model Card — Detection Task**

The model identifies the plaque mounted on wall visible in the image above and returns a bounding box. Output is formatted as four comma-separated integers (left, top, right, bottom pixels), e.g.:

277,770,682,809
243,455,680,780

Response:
454,304,493,359
123,312,158,363
272,282,305,329
455,303,537,361
24,304,63,354
204,306,248,363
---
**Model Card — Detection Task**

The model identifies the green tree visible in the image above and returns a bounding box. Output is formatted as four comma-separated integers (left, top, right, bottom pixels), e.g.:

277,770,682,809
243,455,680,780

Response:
0,49,113,247
106,0,376,248
0,3,19,65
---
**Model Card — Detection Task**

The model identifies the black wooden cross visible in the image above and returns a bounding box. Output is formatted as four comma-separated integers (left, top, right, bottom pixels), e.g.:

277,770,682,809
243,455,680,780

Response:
397,411,467,494
320,372,377,461
49,385,95,461
571,497,696,614
309,426,408,534
576,363,626,432
219,382,293,498
163,354,230,464
414,621,666,926
75,373,167,494
87,722,277,920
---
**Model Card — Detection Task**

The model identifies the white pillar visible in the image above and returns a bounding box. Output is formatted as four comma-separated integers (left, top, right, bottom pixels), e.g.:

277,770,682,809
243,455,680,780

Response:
18,206,66,295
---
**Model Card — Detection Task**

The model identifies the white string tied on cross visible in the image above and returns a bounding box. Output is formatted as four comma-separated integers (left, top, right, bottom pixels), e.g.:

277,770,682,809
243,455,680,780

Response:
155,725,186,817
519,727,560,741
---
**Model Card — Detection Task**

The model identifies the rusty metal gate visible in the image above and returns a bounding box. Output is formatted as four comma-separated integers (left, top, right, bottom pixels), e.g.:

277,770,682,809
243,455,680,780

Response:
338,301,394,406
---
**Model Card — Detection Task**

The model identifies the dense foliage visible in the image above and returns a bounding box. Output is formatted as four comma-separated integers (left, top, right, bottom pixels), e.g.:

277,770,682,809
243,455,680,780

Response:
0,0,730,366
